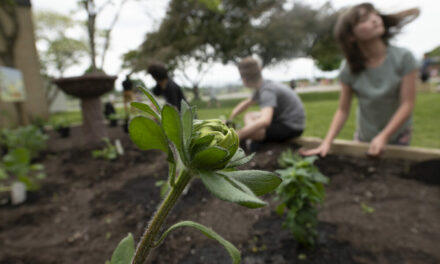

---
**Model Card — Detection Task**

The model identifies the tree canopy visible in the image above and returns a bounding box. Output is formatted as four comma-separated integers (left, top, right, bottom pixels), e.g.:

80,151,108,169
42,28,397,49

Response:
124,0,342,74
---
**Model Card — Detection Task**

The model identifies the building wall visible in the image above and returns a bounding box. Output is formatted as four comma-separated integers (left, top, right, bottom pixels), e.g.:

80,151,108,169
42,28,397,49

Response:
0,1,48,127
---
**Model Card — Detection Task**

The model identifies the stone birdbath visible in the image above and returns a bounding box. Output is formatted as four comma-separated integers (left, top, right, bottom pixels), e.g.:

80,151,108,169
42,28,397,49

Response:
53,72,116,145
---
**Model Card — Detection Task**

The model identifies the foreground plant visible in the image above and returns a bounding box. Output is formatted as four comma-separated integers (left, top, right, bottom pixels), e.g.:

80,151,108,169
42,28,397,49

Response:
275,150,329,248
109,86,281,264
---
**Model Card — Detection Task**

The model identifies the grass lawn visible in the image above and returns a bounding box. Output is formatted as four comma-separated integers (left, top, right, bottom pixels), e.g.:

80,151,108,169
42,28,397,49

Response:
49,91,440,149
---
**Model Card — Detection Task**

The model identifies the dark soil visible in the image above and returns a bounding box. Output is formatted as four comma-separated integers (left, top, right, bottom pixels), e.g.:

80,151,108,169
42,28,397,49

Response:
0,125,439,264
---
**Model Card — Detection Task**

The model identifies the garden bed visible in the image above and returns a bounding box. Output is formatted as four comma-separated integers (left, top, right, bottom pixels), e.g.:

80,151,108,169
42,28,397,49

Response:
0,126,439,264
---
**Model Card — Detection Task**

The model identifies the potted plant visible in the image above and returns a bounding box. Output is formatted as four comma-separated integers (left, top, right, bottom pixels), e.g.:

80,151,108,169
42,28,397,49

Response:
52,119,71,138
108,113,119,127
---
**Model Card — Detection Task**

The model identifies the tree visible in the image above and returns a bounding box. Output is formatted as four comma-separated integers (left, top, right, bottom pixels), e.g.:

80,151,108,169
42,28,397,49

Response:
125,0,341,99
34,10,88,106
79,0,130,73
0,0,19,67
124,0,285,99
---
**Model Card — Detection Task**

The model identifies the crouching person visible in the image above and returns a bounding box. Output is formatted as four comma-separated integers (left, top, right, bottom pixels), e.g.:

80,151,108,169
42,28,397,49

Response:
229,56,305,152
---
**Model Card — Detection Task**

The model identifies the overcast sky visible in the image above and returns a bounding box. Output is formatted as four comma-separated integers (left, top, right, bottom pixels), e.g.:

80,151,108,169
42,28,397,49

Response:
32,0,440,89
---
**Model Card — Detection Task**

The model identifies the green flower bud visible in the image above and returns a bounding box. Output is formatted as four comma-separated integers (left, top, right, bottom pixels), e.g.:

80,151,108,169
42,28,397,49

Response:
190,119,239,170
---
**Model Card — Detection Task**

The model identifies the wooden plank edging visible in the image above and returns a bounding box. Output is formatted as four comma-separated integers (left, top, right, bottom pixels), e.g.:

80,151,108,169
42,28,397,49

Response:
293,137,440,162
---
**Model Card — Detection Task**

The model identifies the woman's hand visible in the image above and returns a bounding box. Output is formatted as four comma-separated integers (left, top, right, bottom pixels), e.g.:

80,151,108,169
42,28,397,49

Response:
368,133,388,157
299,141,332,157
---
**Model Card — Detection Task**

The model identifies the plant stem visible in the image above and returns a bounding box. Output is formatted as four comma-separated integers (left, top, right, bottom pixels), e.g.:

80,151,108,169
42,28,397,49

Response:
132,168,192,264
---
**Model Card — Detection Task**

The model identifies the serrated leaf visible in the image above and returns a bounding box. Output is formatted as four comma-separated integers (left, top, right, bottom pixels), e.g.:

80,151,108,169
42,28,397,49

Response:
130,102,160,121
155,221,240,264
200,171,266,208
129,116,168,154
226,148,254,168
110,233,134,264
162,104,183,152
192,146,229,170
181,100,193,150
137,85,161,112
218,170,281,196
0,168,8,180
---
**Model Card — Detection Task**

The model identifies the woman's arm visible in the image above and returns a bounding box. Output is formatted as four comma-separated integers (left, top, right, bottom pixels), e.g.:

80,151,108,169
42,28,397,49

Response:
368,70,417,156
300,82,353,157
229,98,254,120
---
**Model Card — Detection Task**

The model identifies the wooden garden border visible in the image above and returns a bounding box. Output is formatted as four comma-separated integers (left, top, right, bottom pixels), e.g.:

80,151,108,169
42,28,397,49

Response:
294,137,440,162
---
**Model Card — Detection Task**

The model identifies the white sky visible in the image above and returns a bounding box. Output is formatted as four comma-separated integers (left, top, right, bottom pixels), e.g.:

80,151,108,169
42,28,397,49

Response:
32,0,440,89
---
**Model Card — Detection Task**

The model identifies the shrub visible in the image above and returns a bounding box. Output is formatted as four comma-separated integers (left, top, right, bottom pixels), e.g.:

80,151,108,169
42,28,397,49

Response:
0,125,48,158
0,148,46,192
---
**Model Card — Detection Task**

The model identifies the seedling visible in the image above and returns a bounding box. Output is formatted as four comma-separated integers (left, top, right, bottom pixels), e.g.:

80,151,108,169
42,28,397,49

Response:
109,86,281,264
0,148,46,200
92,138,119,160
275,150,329,248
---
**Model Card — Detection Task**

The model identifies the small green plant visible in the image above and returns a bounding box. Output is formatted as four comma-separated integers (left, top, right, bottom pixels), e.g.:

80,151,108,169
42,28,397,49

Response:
0,148,46,193
109,86,281,264
361,203,375,214
0,125,48,158
92,138,118,160
52,118,70,130
275,150,329,248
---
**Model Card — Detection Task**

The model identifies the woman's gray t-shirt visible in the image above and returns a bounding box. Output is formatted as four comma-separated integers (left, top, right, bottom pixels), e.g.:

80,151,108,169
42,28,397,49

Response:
339,45,417,143
252,80,305,131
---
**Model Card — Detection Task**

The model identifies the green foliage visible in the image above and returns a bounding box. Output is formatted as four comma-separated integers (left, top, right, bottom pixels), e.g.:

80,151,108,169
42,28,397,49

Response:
0,126,48,159
428,45,440,57
275,150,329,247
112,86,281,264
125,0,340,75
51,118,70,130
0,148,46,191
110,233,134,264
92,138,118,160
34,10,88,77
155,221,240,264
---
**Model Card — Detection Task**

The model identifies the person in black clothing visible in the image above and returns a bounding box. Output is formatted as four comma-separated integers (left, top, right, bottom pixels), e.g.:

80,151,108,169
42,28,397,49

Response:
147,63,186,111
122,74,133,116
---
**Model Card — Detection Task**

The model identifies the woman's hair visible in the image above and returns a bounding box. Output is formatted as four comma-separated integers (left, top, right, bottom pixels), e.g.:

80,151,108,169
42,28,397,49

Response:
238,57,262,83
147,63,168,81
334,3,419,74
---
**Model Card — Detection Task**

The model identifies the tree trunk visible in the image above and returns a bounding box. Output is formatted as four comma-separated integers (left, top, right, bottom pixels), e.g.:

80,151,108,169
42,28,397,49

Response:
192,85,200,100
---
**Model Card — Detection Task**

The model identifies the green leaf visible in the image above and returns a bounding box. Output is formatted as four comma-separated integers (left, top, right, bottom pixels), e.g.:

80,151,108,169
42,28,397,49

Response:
0,168,8,180
130,102,160,121
200,171,266,208
129,116,168,154
190,134,214,153
218,170,281,196
161,105,184,158
154,221,240,264
110,233,135,264
137,85,161,112
30,164,44,171
192,146,229,170
226,149,255,168
181,100,193,151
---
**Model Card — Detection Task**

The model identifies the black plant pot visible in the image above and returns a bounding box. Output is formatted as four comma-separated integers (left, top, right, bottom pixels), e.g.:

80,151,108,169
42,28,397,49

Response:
57,127,70,138
0,145,8,156
122,121,129,134
109,119,118,127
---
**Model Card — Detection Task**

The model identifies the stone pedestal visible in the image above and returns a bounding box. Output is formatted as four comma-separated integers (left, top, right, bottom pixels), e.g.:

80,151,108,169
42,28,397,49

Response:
53,73,116,146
